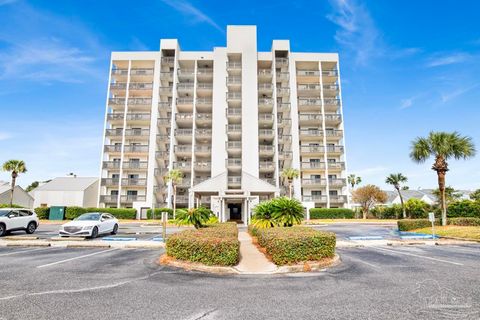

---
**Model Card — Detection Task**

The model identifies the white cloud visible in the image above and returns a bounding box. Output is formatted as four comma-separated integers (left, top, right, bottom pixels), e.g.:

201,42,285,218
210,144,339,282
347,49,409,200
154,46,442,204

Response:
0,132,12,140
440,83,479,103
400,98,413,109
426,52,471,67
160,0,224,33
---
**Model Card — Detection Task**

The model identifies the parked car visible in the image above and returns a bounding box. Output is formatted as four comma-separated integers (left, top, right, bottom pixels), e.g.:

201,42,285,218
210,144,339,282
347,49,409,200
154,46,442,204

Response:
0,208,39,236
59,212,119,238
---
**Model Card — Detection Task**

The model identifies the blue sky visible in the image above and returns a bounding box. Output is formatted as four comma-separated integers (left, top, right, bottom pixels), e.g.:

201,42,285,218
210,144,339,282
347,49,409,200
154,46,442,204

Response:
0,0,479,191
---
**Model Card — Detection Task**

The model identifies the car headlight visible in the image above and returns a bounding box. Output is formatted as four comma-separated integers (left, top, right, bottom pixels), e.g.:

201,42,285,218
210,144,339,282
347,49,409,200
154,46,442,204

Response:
83,226,94,230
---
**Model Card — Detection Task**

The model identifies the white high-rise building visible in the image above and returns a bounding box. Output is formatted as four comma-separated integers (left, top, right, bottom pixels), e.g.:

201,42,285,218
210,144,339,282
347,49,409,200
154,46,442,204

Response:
98,25,349,222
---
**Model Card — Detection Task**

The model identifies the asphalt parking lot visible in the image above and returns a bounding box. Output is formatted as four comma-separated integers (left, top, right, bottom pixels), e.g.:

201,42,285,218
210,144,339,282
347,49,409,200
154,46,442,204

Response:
0,243,478,320
314,222,403,240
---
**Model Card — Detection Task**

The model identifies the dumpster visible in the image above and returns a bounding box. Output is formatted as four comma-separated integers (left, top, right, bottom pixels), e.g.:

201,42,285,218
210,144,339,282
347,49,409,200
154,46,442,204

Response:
49,206,66,220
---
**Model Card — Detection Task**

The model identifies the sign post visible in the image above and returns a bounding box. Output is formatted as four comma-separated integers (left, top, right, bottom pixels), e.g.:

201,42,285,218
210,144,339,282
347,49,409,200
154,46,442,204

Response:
428,212,435,240
162,211,167,243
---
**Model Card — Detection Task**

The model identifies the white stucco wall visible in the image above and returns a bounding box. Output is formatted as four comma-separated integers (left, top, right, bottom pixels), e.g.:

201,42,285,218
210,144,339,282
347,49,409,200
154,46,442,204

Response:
0,186,34,208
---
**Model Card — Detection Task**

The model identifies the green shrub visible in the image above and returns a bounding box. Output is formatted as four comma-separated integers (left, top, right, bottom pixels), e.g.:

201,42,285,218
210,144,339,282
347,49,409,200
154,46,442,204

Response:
447,200,480,218
175,207,213,229
0,204,23,208
147,208,174,219
65,206,87,219
371,205,402,219
251,201,277,228
254,227,336,265
405,198,430,219
85,207,137,219
34,207,50,219
397,219,440,231
166,223,239,266
251,197,304,228
309,208,354,219
448,217,480,226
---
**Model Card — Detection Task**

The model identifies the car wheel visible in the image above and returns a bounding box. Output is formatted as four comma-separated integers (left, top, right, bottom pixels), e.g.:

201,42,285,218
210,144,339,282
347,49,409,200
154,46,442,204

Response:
26,222,37,234
90,226,99,239
0,223,6,237
111,224,118,235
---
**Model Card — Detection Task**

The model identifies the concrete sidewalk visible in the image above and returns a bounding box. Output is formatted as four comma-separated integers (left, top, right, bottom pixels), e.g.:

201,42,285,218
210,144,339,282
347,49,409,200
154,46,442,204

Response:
235,231,277,274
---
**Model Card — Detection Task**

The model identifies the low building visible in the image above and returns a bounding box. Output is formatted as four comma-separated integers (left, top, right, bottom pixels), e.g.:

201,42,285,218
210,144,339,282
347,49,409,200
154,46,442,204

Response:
384,189,471,206
32,177,99,208
0,181,34,208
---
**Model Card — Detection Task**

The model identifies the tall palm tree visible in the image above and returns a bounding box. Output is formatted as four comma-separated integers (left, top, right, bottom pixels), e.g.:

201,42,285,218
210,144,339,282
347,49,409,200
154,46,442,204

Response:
2,160,27,207
281,168,299,199
385,173,408,219
410,131,475,225
164,169,183,219
347,174,361,189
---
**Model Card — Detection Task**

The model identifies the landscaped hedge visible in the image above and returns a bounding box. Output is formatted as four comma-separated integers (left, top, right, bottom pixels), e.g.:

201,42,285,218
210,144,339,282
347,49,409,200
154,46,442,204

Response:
447,200,480,218
309,208,354,219
252,226,336,265
147,208,174,219
34,207,50,219
166,223,240,266
397,219,440,231
448,217,480,226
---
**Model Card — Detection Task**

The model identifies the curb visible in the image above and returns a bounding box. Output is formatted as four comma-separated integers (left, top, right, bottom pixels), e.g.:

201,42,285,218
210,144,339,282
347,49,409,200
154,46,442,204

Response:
158,255,240,274
2,236,39,241
0,239,165,249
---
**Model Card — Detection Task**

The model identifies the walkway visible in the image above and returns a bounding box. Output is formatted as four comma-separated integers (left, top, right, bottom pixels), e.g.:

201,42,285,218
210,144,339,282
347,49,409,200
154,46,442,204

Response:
235,230,277,274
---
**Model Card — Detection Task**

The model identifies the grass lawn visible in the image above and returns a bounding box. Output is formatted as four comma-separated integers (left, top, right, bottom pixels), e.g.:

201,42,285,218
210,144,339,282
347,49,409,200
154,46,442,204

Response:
413,226,480,240
304,219,398,225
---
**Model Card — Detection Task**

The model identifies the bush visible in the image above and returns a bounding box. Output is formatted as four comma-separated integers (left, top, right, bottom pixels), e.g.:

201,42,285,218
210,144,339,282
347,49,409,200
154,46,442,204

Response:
251,197,304,228
65,206,87,219
34,207,50,219
253,227,336,265
397,219,440,231
147,208,174,219
447,200,480,218
166,223,239,266
448,217,480,226
175,207,213,229
405,198,430,219
309,208,354,219
371,205,402,219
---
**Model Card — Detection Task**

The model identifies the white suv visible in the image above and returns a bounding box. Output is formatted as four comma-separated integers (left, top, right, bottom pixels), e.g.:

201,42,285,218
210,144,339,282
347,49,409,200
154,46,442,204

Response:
0,208,39,236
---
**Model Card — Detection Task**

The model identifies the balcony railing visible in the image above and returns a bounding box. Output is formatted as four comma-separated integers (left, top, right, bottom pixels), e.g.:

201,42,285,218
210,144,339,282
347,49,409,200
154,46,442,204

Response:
277,103,290,111
300,145,344,154
127,113,150,121
325,130,343,137
196,113,212,120
277,87,290,95
177,98,194,105
276,72,289,80
330,195,348,203
123,161,148,170
158,118,170,125
302,178,327,186
298,98,321,106
107,113,124,121
258,69,272,77
101,178,119,186
111,69,128,76
322,69,338,76
226,158,241,167
100,195,118,203
325,114,342,122
103,161,121,169
299,129,323,137
109,98,125,105
259,145,274,153
158,101,171,109
176,113,193,120
175,196,189,203
130,68,154,76
258,84,273,90
173,162,192,170
124,145,149,153
228,176,241,184
194,162,211,170
258,129,274,137
297,70,320,77
124,129,149,136
129,82,153,90
258,113,274,121
259,162,275,170
174,145,192,153
120,195,147,202
175,129,192,136
329,179,347,186
195,145,211,153
227,92,242,100
227,76,241,85
197,83,213,89
161,57,175,64
324,99,340,106
197,68,213,75
104,145,122,152
328,162,346,170
298,84,321,91
195,129,212,136
110,83,127,90
122,178,147,187
258,98,273,106
323,85,339,91
227,62,242,69
196,98,212,105
105,129,123,137
178,69,195,77
227,141,242,149
177,83,194,90
275,58,288,66
227,108,242,116
301,162,326,169
227,124,242,133
303,195,328,202
128,98,152,105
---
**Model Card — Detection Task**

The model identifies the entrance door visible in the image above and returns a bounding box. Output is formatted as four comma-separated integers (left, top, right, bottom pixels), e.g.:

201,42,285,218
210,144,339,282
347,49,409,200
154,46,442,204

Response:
228,203,242,221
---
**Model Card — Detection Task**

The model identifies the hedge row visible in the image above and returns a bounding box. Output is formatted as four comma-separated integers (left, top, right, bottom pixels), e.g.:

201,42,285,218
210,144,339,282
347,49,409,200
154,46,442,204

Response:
397,219,439,231
448,217,480,226
166,223,240,266
146,208,174,219
34,207,137,220
447,200,480,218
251,226,336,265
309,208,355,219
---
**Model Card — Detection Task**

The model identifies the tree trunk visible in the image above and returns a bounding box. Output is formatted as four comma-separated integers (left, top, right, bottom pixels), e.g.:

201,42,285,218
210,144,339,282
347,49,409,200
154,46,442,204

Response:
9,172,17,207
363,206,367,219
173,184,177,220
437,171,447,226
288,181,293,199
397,187,406,219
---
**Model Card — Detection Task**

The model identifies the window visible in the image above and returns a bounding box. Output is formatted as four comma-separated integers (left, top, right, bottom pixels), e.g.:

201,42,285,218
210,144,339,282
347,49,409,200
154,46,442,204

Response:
328,175,337,180
329,190,338,196
312,191,322,196
19,210,33,216
111,190,119,196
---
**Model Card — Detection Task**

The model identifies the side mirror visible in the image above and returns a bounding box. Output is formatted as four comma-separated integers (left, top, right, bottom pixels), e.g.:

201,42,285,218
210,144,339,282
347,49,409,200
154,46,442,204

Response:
8,214,15,218
100,218,105,222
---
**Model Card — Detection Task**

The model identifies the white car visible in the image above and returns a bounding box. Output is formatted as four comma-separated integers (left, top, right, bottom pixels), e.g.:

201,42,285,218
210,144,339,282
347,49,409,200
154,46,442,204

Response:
0,208,39,236
59,212,119,238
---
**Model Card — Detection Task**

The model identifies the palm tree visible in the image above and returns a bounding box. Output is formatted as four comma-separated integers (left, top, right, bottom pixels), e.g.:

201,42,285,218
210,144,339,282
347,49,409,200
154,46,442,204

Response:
2,160,27,207
410,131,475,225
281,168,299,199
164,169,183,219
385,173,408,219
347,174,362,189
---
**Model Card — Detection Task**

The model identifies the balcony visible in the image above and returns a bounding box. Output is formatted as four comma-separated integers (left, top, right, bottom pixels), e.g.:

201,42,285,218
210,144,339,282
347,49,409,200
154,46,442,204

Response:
161,57,175,64
300,145,325,155
110,82,127,90
301,162,326,170
227,124,242,137
111,69,128,76
299,129,323,140
259,145,274,156
129,82,153,90
197,68,213,79
328,162,345,170
324,114,342,125
327,145,344,154
258,83,272,93
175,113,193,125
158,101,171,110
277,87,290,97
157,118,170,126
302,178,327,187
195,145,211,156
297,84,321,93
175,129,192,142
227,62,242,70
173,161,192,172
258,113,274,125
258,69,272,78
175,195,189,204
325,130,343,140
123,161,148,170
196,98,212,107
227,141,241,154
177,69,195,79
105,129,123,137
124,129,149,138
297,70,320,77
109,98,126,106
227,108,242,119
197,83,213,92
124,145,149,154
226,158,241,170
298,98,322,111
227,76,241,86
103,161,121,170
277,117,292,127
156,151,169,159
195,129,212,140
194,162,211,172
299,114,322,125
278,151,292,160
101,178,119,186
228,176,241,187
275,58,288,67
302,195,328,203
278,134,292,143
159,86,173,95
160,72,173,81
276,72,289,81
258,129,274,140
329,179,347,187
324,99,340,112
104,145,122,153
177,98,194,106
177,83,194,92
122,178,147,187
120,195,147,203
330,195,348,203
259,162,275,172
277,103,290,112
174,145,192,157
227,92,242,101
130,68,154,76
100,195,118,203
196,113,212,125
128,98,152,106
126,113,151,121
322,69,338,77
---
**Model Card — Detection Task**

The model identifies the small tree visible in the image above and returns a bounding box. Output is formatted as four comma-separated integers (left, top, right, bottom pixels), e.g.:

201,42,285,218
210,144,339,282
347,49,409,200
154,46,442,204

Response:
281,168,300,199
352,185,387,219
347,174,362,189
164,169,183,219
2,160,27,207
410,131,475,226
385,173,408,219
175,206,212,229
432,186,463,206
470,189,480,202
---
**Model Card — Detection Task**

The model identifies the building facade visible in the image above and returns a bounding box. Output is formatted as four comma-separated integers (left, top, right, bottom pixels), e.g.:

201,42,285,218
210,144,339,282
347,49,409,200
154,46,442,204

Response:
98,25,349,222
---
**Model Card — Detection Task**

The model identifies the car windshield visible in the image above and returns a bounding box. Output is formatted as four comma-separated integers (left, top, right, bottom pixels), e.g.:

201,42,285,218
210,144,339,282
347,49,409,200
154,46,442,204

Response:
75,213,101,221
0,209,11,217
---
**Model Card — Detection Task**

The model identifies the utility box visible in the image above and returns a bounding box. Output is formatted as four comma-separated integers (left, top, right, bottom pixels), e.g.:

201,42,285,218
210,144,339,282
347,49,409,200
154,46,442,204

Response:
49,206,66,220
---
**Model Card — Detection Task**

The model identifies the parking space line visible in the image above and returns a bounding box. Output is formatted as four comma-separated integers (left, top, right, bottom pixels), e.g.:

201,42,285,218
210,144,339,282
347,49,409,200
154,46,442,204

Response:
0,247,51,257
369,247,464,266
36,248,118,269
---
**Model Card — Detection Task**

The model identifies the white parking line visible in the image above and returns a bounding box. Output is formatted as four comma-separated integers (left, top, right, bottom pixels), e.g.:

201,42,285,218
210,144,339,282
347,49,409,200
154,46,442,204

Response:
370,247,464,266
36,248,118,269
0,247,51,257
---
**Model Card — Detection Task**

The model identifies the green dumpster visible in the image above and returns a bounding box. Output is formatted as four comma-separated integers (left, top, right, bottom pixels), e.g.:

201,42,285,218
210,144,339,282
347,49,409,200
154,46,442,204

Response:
49,206,66,220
